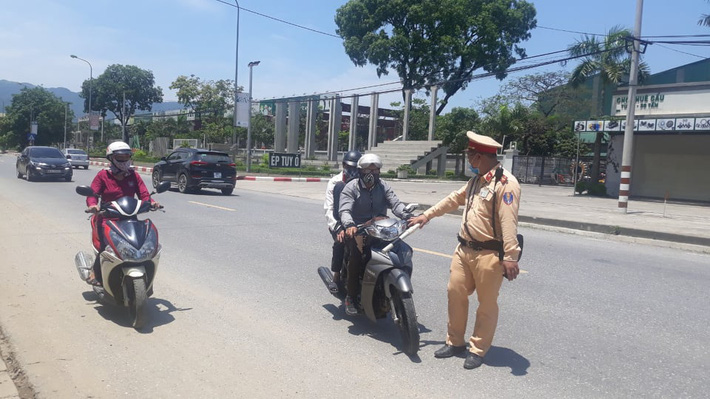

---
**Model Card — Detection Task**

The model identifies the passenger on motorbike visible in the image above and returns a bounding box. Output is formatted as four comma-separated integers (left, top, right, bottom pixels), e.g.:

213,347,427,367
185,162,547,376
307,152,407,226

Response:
84,141,160,285
338,153,410,316
323,150,362,294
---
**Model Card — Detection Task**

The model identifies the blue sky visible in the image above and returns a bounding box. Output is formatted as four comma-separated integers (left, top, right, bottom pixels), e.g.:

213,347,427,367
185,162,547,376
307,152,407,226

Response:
1,0,708,113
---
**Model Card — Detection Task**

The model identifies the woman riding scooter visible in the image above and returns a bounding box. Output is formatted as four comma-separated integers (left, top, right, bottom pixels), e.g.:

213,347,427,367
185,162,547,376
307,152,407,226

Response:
84,141,160,285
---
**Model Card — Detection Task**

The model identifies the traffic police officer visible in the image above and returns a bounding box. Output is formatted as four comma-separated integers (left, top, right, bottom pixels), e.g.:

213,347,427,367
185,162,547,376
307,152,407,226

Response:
408,131,521,369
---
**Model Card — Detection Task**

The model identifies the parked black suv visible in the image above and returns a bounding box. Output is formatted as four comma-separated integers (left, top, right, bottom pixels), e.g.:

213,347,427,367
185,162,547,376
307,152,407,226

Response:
152,148,237,195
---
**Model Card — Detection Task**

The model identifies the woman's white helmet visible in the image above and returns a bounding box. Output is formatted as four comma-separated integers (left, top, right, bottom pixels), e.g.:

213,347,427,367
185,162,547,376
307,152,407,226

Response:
357,153,382,169
106,141,132,158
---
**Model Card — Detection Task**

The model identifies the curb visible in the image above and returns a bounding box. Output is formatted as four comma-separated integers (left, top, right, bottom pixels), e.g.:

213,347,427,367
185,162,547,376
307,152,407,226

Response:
88,161,327,182
90,160,153,173
237,176,326,182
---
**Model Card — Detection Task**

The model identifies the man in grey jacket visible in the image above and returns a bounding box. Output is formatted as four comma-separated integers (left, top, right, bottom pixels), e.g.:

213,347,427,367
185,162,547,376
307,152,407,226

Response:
339,153,409,316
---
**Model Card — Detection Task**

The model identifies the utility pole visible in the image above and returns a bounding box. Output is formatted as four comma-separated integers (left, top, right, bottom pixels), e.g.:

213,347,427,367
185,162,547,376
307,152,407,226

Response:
618,0,644,212
232,0,241,147
246,60,260,172
122,91,128,143
63,102,69,149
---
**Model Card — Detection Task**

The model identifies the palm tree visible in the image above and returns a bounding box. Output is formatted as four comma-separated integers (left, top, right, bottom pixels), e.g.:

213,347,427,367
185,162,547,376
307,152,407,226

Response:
567,25,650,181
701,1,710,26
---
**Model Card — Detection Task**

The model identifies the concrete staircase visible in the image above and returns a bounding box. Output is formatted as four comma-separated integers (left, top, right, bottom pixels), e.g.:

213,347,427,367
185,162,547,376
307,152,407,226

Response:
370,140,444,172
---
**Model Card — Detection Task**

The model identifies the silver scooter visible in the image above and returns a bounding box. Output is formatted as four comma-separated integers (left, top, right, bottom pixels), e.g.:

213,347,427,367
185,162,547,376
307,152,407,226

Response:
319,204,421,355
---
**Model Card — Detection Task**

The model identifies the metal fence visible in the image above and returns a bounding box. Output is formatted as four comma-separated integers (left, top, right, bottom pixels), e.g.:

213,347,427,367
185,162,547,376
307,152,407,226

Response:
512,155,599,186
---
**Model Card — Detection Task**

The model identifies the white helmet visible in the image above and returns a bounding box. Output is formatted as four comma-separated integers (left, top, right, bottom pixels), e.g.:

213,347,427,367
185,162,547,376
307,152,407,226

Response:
357,153,382,169
106,141,132,158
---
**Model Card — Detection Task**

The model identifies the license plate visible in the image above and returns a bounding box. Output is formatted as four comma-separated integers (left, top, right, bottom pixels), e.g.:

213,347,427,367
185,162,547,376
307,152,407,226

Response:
214,172,222,178
46,169,61,174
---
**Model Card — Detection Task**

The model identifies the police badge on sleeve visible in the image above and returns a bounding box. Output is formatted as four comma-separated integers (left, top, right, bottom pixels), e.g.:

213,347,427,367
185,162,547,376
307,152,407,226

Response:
503,192,514,205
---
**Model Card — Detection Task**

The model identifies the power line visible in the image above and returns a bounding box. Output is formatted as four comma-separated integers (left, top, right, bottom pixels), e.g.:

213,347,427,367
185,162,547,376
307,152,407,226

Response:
537,26,605,37
203,5,706,101
259,46,626,103
538,25,710,40
213,0,340,38
655,44,707,58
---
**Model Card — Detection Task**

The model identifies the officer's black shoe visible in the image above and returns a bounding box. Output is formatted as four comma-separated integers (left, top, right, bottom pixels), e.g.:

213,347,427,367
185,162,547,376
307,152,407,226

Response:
463,353,484,369
345,296,359,316
434,344,466,358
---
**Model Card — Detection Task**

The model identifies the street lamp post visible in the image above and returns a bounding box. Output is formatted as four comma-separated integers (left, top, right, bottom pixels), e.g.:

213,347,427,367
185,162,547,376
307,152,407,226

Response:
63,102,70,150
232,0,241,141
246,61,260,172
70,55,93,129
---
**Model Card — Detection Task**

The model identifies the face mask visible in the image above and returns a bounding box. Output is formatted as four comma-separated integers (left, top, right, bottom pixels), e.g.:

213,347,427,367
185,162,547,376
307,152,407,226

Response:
360,171,379,188
469,165,479,175
116,160,132,172
344,167,359,181
112,159,132,173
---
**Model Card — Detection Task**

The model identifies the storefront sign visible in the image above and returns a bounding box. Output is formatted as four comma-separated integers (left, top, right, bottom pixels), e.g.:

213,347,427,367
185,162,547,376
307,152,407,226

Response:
611,89,710,116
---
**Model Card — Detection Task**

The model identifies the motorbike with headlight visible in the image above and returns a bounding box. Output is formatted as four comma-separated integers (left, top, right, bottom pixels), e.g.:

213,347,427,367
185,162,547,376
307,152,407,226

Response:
318,203,421,355
74,181,169,329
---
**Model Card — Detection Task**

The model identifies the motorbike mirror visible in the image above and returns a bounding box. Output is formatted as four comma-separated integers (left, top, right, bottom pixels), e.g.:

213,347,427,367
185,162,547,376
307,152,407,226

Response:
155,181,171,194
75,185,96,197
404,203,419,213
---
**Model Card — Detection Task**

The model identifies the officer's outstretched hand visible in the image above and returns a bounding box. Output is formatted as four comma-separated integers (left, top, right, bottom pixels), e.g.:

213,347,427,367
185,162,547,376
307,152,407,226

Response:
502,260,519,281
408,214,429,229
345,226,357,238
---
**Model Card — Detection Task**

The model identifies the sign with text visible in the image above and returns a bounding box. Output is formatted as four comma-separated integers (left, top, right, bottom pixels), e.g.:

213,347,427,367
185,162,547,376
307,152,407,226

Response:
611,89,710,116
235,92,250,127
269,153,301,168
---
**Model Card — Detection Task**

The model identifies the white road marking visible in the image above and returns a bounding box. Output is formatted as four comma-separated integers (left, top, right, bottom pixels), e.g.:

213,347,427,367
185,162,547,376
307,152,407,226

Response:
188,201,236,212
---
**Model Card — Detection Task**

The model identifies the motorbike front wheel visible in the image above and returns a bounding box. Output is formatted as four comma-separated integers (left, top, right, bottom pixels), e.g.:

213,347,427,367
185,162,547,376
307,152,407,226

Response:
127,278,148,329
391,290,419,356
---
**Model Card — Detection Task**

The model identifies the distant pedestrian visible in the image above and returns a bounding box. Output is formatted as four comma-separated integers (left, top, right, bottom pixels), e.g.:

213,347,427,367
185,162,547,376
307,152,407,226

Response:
408,131,522,369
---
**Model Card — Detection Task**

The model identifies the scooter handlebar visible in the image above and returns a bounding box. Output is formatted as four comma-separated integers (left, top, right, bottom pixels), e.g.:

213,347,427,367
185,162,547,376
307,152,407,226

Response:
382,224,420,253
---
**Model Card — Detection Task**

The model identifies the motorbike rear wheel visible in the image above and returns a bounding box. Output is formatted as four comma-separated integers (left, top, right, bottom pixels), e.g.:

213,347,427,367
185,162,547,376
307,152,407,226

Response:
127,278,148,329
391,290,419,356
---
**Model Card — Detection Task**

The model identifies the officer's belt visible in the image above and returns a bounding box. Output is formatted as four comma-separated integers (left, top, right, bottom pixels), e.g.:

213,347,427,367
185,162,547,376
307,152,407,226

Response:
457,234,503,252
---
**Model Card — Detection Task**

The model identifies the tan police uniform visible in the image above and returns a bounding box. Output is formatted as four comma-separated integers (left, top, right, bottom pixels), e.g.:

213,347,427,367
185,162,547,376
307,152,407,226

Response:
422,131,521,357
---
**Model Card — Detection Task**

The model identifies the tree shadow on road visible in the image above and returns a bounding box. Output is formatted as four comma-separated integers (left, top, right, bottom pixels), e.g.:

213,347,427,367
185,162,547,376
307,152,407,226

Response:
82,291,191,333
484,346,530,376
322,303,433,363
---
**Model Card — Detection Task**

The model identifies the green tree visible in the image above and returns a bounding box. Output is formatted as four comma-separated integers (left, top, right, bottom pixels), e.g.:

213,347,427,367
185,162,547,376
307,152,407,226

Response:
500,71,593,156
170,75,243,146
2,87,74,149
170,75,237,123
436,107,480,153
477,96,527,145
700,1,710,26
335,0,536,115
390,98,431,141
84,64,163,143
567,26,650,180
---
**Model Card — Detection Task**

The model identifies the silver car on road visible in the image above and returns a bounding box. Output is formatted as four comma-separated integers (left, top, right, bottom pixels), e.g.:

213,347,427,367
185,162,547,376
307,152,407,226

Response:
63,148,90,169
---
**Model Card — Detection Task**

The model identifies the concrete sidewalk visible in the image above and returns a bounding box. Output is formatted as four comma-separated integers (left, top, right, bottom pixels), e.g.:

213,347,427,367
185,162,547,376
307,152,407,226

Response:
235,177,710,253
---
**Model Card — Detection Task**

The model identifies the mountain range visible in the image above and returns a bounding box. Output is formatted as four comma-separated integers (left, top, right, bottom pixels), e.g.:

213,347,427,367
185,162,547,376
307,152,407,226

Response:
0,79,182,119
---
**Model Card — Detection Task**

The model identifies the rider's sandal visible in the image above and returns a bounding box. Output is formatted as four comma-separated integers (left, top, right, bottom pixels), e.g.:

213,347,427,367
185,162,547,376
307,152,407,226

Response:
85,272,102,286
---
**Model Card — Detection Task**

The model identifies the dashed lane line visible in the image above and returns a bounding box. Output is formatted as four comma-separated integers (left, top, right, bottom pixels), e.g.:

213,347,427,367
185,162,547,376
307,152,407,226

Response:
188,201,236,212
